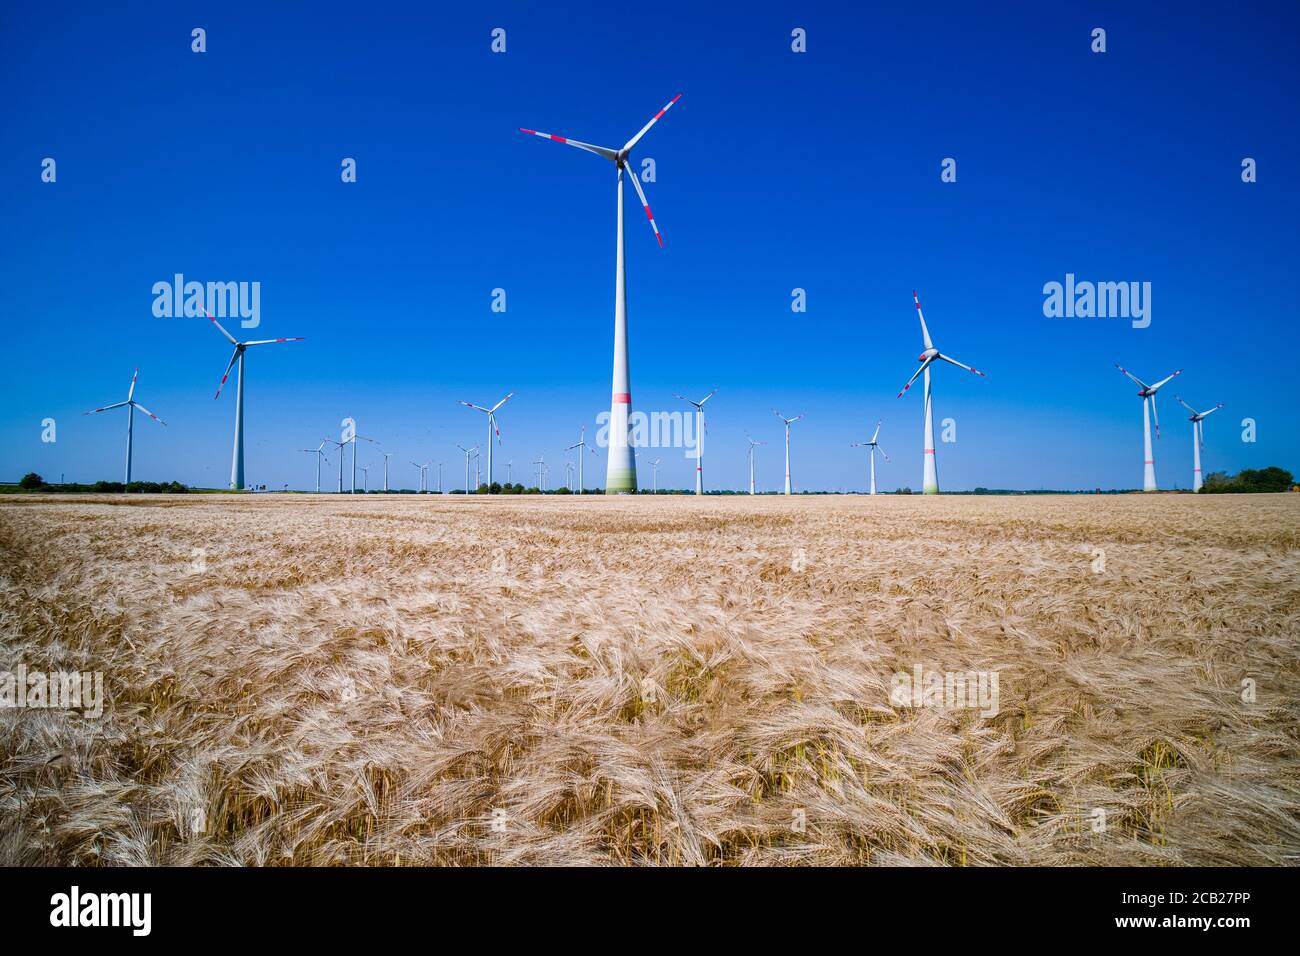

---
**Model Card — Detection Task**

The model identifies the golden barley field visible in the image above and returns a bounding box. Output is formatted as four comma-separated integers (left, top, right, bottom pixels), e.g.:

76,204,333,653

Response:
1,492,1297,866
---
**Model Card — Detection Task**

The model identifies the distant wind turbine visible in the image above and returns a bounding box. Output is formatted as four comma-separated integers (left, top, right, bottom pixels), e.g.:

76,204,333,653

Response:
1115,364,1182,491
381,452,393,492
534,454,548,491
300,441,331,493
459,393,512,488
520,93,683,494
650,457,662,494
851,421,890,495
322,438,345,492
359,463,370,493
897,292,986,495
1176,396,1224,492
676,389,717,495
566,426,597,494
208,314,303,490
83,368,167,484
773,411,803,495
347,431,379,494
746,435,765,495
411,460,430,493
456,444,478,494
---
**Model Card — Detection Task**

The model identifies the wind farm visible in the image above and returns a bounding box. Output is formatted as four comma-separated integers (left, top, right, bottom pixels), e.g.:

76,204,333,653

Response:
4,3,1298,885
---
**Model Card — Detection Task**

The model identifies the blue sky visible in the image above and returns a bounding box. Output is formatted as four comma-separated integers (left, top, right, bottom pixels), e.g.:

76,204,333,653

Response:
2,1,1297,491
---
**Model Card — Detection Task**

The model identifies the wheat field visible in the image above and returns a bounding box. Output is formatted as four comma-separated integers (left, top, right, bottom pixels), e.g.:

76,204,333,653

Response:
1,492,1297,866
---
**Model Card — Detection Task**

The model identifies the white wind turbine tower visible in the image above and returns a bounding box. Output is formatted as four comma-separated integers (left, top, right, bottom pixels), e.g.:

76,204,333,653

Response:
437,462,444,494
897,291,986,495
650,457,662,494
1176,396,1224,492
208,314,304,490
851,421,890,495
773,411,803,495
381,452,393,492
534,454,549,491
1115,364,1182,491
506,460,513,485
359,463,371,493
299,441,331,493
83,368,167,484
566,425,597,494
456,444,477,494
459,393,512,488
675,389,717,495
564,460,576,491
322,437,345,492
411,460,430,493
745,435,765,495
348,432,379,493
520,92,682,494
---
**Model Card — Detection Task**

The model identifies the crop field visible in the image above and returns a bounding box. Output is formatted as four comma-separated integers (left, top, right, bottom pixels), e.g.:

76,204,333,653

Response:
1,492,1297,866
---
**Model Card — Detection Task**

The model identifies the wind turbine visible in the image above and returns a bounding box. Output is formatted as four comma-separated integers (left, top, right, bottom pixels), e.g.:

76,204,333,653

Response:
746,435,765,495
566,426,597,494
897,291,986,495
459,393,512,488
299,441,331,493
359,463,371,493
564,460,576,491
773,411,803,496
457,444,477,494
650,457,662,494
208,314,304,490
381,452,393,492
1176,396,1224,492
411,460,430,493
437,462,443,494
675,389,717,495
347,432,379,493
506,460,513,485
520,92,683,494
83,368,167,484
323,438,345,492
534,454,549,491
851,421,890,495
1115,364,1182,492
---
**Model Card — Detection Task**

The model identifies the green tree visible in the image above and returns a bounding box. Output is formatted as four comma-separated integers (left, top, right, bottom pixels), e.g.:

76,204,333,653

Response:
19,472,44,489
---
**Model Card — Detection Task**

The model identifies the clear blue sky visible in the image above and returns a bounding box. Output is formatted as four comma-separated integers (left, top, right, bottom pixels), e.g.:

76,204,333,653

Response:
2,1,1297,491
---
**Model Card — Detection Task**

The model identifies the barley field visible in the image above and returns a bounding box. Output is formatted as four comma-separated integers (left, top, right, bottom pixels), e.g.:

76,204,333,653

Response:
1,492,1297,866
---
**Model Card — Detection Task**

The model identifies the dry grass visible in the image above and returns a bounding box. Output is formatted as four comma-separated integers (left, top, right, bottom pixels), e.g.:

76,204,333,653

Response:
1,492,1298,866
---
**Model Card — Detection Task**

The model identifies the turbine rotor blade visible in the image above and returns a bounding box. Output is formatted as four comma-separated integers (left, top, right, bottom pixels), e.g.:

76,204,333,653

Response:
1175,395,1196,414
1151,393,1162,438
1200,403,1224,419
1150,369,1183,392
624,163,664,247
1115,363,1149,390
897,357,933,398
83,401,129,415
621,93,682,154
937,353,986,376
131,401,166,426
518,128,618,161
242,337,305,346
912,291,935,351
214,347,240,399
207,313,238,345
490,392,514,413
127,368,138,402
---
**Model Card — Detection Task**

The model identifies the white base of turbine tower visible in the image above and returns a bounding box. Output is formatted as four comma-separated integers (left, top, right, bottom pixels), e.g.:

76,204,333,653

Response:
1142,397,1157,492
921,366,939,494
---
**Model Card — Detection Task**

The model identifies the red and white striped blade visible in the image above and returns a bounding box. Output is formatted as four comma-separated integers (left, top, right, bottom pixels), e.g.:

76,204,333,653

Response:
938,353,986,376
897,358,933,398
517,128,617,161
912,291,934,351
214,346,240,399
242,337,304,346
207,313,238,345
625,166,664,247
131,401,166,426
1115,363,1149,390
622,93,682,154
127,368,139,402
83,400,129,415
1150,369,1183,392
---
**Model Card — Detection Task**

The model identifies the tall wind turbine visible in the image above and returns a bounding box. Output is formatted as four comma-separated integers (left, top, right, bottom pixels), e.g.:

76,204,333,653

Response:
564,460,576,491
437,462,443,494
676,389,717,495
566,426,597,494
851,421,890,495
457,444,477,494
208,314,304,490
459,393,512,488
520,93,682,495
300,441,330,493
323,438,345,492
411,460,430,493
359,463,370,493
1176,396,1224,492
746,435,765,495
1115,364,1182,491
534,454,549,491
897,291,986,495
347,432,379,493
381,452,393,492
650,457,662,494
84,369,168,484
773,411,803,496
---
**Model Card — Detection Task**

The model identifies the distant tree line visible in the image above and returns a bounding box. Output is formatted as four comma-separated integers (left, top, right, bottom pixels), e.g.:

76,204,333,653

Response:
1200,467,1295,494
16,473,189,494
